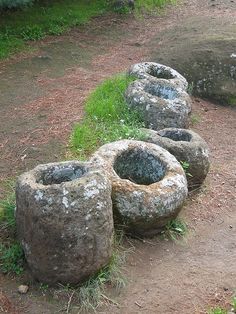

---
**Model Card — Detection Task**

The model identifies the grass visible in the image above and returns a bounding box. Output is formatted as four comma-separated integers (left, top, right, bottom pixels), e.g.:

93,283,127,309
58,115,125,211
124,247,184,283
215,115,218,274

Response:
190,113,201,125
0,0,175,60
0,0,109,59
70,74,147,159
208,308,228,314
227,95,236,106
135,0,175,14
0,195,25,275
0,243,24,275
207,296,236,314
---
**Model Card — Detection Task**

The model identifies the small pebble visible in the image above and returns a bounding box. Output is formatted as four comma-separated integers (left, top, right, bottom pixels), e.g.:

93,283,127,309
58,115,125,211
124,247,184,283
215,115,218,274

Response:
18,285,29,294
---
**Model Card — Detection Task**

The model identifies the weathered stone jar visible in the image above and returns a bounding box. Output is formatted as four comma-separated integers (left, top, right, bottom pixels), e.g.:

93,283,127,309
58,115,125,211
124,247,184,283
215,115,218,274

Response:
125,78,192,130
91,140,188,237
142,128,210,187
129,62,188,91
16,161,113,285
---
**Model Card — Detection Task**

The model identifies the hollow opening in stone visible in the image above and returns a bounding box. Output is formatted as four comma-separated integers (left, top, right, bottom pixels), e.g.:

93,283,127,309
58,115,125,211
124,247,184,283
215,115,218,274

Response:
144,82,178,100
158,130,192,142
113,148,166,185
38,164,87,185
148,66,174,80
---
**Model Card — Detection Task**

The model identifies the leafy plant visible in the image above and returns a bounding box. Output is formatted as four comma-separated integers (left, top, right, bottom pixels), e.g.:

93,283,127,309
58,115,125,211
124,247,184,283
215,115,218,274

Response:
163,218,188,241
180,161,193,178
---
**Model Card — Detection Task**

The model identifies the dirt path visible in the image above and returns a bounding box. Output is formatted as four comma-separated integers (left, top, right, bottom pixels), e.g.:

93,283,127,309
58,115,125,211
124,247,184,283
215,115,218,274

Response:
0,0,236,313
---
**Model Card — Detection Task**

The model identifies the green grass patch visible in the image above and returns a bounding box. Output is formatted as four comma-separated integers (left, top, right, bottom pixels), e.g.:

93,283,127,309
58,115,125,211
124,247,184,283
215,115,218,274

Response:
135,0,175,13
0,0,109,59
0,0,175,60
0,195,25,275
0,242,24,275
71,74,147,159
227,95,236,106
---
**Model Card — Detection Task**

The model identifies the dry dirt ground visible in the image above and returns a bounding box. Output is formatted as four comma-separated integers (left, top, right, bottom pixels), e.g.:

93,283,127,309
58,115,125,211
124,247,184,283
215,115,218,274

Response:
0,0,236,313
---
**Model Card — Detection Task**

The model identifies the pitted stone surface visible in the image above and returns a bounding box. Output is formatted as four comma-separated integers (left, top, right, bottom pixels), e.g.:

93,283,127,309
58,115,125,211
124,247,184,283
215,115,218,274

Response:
16,161,113,285
91,140,188,237
125,78,192,130
129,62,188,91
142,128,210,187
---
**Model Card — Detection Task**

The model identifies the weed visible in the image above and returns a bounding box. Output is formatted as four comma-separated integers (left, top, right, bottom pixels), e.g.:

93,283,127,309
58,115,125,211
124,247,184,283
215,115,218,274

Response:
180,161,193,178
232,296,236,311
71,74,147,159
187,82,194,95
162,218,188,241
0,193,25,275
134,0,175,14
0,242,24,275
227,95,236,106
0,194,16,232
39,283,49,292
190,113,201,125
20,25,45,41
208,308,227,314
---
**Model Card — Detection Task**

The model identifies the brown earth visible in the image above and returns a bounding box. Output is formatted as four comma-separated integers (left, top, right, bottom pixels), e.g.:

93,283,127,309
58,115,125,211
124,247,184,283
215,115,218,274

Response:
0,0,236,313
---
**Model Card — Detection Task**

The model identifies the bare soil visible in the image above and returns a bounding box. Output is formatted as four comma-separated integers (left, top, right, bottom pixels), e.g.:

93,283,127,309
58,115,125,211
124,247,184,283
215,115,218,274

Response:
0,0,235,313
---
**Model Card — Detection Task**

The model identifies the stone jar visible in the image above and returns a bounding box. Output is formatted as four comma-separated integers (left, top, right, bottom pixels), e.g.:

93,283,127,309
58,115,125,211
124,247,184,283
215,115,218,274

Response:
91,140,188,237
142,128,210,188
129,62,188,91
16,161,113,285
125,78,192,131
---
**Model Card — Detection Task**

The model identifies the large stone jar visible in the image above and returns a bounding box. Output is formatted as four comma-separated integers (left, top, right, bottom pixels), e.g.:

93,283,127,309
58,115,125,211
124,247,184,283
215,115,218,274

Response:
16,161,113,285
125,78,192,131
91,140,188,237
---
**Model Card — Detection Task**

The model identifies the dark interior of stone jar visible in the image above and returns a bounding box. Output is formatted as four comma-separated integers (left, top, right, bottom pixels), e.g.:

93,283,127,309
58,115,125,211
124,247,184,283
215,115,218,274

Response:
158,129,192,142
148,66,174,80
144,82,178,100
113,148,166,185
38,164,87,185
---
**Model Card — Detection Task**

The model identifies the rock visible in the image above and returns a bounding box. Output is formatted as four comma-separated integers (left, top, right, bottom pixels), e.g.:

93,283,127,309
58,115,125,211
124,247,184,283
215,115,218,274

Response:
16,161,114,285
150,16,236,105
18,285,29,294
125,78,192,130
91,140,188,237
129,62,188,91
142,128,210,188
